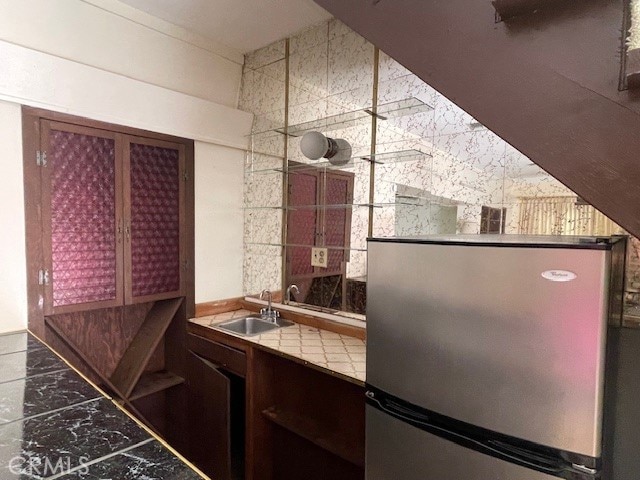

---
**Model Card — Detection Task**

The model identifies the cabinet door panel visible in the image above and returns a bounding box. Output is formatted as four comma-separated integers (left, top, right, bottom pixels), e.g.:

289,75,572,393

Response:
323,171,354,274
187,352,231,480
125,137,185,303
41,121,123,315
287,170,320,277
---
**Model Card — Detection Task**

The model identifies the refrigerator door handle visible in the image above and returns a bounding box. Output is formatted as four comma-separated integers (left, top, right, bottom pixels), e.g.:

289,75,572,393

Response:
366,390,598,480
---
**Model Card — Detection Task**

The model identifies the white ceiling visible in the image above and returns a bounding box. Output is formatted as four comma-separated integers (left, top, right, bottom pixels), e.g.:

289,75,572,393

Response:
117,0,332,54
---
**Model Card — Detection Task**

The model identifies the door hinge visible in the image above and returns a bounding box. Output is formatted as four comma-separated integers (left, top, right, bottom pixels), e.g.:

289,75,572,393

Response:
182,260,188,272
183,170,189,182
36,151,47,167
38,269,50,286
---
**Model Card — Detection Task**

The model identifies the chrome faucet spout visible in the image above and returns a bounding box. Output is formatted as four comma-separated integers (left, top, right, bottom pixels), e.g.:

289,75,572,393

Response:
285,284,300,305
259,289,279,323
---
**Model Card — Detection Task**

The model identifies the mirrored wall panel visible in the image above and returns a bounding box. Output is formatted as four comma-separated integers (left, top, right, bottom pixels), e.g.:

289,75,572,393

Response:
240,20,640,325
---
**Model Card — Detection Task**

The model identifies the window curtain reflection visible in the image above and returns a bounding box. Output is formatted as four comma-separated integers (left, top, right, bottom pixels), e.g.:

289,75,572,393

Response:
518,196,623,236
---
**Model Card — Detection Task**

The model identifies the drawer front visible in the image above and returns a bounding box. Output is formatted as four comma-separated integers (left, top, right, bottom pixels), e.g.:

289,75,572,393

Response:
187,333,246,377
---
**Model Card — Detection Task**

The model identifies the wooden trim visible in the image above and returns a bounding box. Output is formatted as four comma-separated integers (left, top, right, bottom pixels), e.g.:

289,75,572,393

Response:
195,297,245,317
238,299,365,340
194,295,365,340
187,333,247,378
22,108,45,337
183,140,196,320
22,107,194,146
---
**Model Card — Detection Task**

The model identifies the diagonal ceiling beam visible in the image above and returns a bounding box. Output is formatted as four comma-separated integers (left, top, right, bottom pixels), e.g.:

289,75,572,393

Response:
314,0,640,238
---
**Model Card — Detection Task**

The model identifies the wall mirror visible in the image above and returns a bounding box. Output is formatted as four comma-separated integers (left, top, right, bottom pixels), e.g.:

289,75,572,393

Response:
240,21,640,325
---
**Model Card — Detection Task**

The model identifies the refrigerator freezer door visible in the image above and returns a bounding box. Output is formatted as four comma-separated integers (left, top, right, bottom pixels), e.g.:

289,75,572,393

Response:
367,241,610,458
366,405,570,480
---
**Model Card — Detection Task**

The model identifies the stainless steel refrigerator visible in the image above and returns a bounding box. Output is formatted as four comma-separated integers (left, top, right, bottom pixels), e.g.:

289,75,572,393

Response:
366,235,631,480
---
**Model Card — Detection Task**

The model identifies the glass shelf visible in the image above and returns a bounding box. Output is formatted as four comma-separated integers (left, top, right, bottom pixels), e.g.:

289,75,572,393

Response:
249,97,433,137
360,149,431,165
244,241,368,253
244,149,431,176
243,202,425,211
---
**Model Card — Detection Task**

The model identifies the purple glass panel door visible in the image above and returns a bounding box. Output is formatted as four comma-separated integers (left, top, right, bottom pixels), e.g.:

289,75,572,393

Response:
323,172,353,274
41,121,123,314
125,139,184,303
287,170,319,278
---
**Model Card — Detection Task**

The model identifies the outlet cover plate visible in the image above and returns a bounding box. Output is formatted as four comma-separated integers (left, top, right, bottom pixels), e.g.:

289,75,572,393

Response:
311,247,328,268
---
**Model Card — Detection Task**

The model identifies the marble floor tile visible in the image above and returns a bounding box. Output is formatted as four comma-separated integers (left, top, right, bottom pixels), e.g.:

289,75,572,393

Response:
0,370,102,425
0,398,150,479
0,333,45,356
57,440,201,480
0,349,68,384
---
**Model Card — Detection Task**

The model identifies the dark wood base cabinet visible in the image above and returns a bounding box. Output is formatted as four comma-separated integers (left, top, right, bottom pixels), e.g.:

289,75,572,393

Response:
186,330,365,480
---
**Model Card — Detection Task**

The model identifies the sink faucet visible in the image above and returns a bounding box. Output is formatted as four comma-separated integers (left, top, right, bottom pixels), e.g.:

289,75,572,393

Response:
260,289,279,323
285,284,300,305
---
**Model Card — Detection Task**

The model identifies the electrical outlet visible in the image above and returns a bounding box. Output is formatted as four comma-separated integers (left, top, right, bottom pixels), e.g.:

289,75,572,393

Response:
311,247,328,268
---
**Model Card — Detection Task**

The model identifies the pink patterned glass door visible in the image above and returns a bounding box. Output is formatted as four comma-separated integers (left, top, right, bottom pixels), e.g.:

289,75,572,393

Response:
287,170,319,277
126,140,183,302
42,122,122,314
323,172,353,274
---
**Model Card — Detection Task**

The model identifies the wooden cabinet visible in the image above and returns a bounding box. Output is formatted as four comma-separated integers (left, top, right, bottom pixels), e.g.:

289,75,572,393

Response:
23,107,195,446
187,333,247,480
39,121,187,316
251,348,365,480
185,327,365,480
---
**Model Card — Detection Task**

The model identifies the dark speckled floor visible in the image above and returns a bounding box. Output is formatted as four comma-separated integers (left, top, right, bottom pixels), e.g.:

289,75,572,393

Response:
0,331,202,479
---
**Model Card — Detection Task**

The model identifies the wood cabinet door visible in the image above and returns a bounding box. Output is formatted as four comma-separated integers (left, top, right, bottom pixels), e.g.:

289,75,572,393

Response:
123,136,186,304
187,352,231,480
40,120,124,315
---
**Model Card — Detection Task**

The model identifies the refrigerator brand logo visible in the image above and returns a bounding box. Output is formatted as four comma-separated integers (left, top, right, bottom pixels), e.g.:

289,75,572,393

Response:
541,270,577,282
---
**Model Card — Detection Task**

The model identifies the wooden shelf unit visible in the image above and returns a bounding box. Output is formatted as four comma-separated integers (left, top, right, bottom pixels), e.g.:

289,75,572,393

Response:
129,370,185,402
45,297,185,403
23,108,195,447
110,297,184,398
262,406,363,467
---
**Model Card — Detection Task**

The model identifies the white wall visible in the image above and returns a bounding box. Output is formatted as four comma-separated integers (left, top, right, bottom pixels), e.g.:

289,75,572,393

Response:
0,1,253,332
0,101,28,333
195,143,245,302
0,0,244,107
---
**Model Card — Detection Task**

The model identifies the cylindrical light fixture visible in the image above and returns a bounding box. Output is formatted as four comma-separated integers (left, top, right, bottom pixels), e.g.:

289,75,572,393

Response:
300,131,352,166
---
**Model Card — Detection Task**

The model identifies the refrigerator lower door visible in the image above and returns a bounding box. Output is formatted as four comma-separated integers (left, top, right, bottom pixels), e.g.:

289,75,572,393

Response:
366,405,566,480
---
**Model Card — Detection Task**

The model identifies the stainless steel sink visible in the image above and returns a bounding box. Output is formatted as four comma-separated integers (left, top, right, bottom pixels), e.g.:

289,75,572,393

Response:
216,315,294,337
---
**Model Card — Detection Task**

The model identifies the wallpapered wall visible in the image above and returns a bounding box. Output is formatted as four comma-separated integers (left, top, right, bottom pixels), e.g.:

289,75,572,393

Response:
239,19,640,314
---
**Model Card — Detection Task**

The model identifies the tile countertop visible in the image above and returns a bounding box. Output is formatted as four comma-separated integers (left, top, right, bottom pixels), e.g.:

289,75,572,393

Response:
0,330,204,480
189,310,366,385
